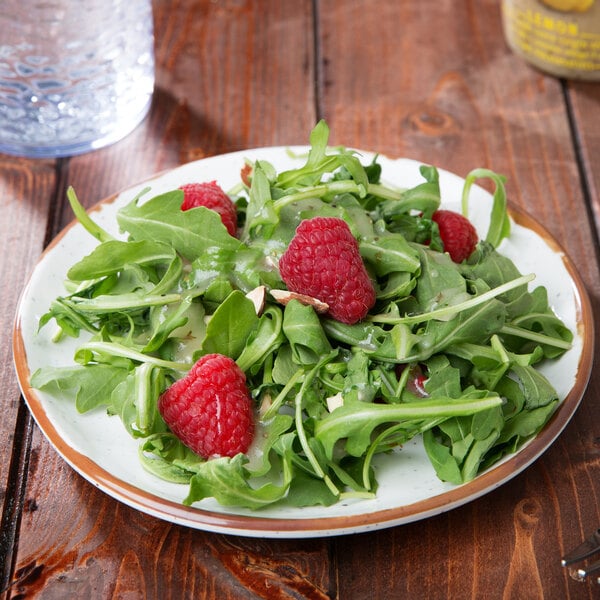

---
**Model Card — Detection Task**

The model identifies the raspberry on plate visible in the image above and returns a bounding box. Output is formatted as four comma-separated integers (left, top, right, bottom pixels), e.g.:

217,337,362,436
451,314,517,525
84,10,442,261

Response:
279,217,376,324
180,181,238,237
158,354,254,459
432,209,478,263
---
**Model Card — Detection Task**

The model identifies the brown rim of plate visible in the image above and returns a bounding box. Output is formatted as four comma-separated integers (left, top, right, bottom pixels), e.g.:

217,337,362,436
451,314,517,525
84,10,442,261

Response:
11,196,595,536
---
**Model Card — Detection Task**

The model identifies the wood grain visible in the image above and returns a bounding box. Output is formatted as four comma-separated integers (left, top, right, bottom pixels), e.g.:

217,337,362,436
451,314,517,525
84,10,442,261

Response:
0,157,57,589
10,429,331,599
2,0,600,598
567,80,600,248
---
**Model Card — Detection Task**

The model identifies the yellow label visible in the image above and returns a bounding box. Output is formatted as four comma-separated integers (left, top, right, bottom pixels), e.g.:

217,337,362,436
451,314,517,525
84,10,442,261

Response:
503,0,600,76
539,0,594,12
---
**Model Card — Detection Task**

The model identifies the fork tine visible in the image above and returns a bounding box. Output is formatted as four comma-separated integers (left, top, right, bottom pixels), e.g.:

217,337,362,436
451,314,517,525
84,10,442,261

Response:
574,557,600,583
562,528,600,567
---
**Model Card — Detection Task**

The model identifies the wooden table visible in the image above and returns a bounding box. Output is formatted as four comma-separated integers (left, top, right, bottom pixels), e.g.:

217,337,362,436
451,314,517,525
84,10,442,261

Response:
2,1,600,598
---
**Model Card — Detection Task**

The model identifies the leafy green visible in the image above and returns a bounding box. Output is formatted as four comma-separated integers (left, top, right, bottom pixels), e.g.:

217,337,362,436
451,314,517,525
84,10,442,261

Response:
117,189,240,261
30,120,573,510
462,168,511,248
199,290,258,359
315,393,502,459
184,451,293,509
30,364,130,413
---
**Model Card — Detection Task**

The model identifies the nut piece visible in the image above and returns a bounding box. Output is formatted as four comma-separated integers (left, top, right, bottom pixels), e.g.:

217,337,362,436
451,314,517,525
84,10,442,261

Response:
270,289,329,313
326,392,344,413
246,286,267,315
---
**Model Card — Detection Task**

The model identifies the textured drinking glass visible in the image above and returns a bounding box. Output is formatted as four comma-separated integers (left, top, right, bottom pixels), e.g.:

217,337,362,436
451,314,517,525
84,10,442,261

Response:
0,1,155,158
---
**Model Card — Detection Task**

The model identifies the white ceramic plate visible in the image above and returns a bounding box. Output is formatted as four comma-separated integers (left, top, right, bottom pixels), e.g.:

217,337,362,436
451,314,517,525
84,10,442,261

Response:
13,147,594,538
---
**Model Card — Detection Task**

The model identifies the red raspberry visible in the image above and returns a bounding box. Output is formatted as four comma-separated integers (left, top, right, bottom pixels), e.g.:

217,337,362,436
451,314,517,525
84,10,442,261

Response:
180,181,238,237
279,217,376,324
432,209,478,263
158,354,254,459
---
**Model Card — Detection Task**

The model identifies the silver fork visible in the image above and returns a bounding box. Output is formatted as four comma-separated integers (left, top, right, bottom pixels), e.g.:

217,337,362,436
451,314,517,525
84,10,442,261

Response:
562,528,600,583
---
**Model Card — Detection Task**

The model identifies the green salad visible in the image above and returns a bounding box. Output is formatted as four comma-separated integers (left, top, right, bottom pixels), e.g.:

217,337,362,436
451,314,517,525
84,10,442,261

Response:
31,121,573,509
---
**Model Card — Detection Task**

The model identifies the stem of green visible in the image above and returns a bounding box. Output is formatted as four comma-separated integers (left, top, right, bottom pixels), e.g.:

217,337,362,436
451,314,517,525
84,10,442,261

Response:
461,169,510,248
135,362,155,434
79,341,191,371
316,395,503,442
70,293,182,313
273,180,365,211
67,187,115,243
294,360,340,498
261,368,304,421
369,273,535,325
367,183,404,201
500,324,572,350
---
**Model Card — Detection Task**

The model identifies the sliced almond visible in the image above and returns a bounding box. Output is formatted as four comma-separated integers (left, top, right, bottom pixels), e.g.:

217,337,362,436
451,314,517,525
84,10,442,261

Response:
270,289,329,313
326,392,344,413
246,285,267,315
258,392,272,418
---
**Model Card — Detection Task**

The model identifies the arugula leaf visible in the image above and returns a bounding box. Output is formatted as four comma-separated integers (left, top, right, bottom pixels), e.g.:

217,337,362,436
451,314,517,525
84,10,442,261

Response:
30,364,130,413
67,239,177,281
199,290,258,360
241,162,279,240
236,306,285,373
278,469,339,507
374,165,441,219
143,294,199,354
183,452,293,509
277,120,366,190
282,300,332,365
117,190,240,261
315,393,503,460
461,168,510,248
139,433,204,483
360,231,421,276
67,186,115,243
244,415,294,477
110,363,167,437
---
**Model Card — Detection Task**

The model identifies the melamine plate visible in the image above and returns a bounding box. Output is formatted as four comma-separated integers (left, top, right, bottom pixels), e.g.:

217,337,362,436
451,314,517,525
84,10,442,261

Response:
12,147,594,538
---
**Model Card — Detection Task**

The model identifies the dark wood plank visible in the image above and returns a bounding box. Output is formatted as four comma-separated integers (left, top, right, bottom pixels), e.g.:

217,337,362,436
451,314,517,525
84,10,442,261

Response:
317,0,600,598
567,80,600,243
0,158,57,447
0,156,57,589
6,0,600,598
11,433,331,598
